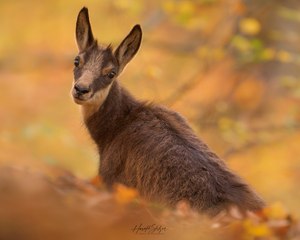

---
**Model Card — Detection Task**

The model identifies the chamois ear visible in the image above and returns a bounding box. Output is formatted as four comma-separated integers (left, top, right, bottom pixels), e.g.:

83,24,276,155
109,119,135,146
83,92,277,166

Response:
76,7,95,52
114,25,142,73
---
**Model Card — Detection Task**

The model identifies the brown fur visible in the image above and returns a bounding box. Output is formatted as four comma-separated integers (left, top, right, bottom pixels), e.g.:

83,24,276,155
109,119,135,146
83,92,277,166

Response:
72,7,265,216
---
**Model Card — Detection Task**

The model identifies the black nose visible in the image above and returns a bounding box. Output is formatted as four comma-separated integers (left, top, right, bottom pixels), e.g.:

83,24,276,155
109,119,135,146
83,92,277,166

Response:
74,84,91,95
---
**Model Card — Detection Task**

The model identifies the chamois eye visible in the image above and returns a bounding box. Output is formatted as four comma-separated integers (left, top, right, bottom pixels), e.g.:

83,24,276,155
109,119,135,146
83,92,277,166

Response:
74,56,80,67
107,71,116,79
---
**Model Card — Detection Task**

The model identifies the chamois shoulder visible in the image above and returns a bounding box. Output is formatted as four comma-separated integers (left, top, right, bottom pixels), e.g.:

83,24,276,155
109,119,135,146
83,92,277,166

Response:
134,103,192,130
140,104,207,144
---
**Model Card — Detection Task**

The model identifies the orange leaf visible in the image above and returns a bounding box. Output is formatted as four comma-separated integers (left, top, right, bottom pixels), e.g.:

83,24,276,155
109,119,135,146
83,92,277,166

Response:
114,184,138,204
239,18,261,35
263,202,289,220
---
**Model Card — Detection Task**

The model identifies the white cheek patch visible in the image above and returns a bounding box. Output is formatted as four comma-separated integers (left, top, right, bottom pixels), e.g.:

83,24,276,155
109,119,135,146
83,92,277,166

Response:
81,83,113,122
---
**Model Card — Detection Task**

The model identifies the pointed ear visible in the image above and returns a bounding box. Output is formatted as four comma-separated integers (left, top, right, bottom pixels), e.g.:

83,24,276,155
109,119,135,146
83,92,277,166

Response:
76,7,95,52
114,25,142,73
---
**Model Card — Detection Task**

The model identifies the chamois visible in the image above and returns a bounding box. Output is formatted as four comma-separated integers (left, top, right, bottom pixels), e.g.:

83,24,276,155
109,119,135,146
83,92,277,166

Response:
71,7,265,216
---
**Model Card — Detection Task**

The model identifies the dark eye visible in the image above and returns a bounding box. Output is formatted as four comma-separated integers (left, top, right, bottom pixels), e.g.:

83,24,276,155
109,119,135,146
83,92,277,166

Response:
74,56,80,67
107,71,116,79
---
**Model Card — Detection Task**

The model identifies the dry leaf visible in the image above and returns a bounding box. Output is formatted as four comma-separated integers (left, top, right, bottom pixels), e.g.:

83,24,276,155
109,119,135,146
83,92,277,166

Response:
239,18,261,35
114,184,138,204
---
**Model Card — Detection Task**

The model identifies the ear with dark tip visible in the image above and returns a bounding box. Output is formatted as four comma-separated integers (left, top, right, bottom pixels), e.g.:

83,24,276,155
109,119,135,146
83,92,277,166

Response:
76,7,95,52
114,24,142,73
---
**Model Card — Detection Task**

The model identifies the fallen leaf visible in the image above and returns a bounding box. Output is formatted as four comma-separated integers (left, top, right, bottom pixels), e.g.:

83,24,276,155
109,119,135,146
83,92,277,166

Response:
239,18,261,35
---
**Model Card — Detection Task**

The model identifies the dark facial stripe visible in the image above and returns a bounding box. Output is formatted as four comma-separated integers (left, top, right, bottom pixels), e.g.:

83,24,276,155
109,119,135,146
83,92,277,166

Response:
91,47,117,92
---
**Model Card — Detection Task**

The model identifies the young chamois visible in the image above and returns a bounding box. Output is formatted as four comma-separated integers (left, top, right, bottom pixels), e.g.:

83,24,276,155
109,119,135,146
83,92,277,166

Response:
71,7,265,217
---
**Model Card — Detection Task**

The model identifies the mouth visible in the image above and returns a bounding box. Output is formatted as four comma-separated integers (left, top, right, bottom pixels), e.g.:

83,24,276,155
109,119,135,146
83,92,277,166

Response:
73,96,86,104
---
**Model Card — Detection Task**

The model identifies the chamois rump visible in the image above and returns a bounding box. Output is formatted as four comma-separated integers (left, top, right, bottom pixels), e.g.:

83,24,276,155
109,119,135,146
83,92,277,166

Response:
71,7,264,216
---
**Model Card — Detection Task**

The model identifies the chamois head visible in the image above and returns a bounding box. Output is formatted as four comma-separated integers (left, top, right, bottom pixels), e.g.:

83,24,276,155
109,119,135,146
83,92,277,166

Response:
71,7,142,107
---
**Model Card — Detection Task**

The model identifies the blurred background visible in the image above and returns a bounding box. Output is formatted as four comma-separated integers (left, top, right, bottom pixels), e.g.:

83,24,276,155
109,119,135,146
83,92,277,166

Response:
0,0,300,219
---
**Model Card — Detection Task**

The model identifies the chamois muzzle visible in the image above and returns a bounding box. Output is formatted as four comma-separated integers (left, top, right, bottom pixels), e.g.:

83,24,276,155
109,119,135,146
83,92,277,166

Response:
74,84,91,96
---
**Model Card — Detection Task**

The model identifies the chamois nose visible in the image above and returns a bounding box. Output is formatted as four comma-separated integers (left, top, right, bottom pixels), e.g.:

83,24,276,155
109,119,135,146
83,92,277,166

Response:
74,84,91,95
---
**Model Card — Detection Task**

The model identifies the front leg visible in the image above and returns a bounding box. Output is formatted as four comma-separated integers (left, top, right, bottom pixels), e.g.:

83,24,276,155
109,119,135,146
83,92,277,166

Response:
99,166,115,190
99,154,125,190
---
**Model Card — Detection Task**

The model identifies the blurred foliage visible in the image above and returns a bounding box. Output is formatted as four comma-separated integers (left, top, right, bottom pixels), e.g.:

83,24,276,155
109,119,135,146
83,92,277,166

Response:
1,167,300,240
0,0,300,239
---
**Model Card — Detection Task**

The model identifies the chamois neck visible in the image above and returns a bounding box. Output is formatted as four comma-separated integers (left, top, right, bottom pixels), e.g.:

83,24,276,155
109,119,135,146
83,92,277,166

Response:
84,80,140,150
